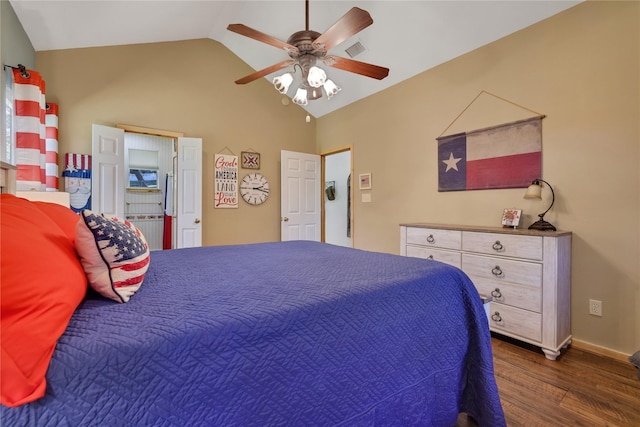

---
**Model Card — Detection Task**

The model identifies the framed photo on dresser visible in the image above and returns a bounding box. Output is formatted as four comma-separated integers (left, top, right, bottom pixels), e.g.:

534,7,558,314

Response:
501,208,522,228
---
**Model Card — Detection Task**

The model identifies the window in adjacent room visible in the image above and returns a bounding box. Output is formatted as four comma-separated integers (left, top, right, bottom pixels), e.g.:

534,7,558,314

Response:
128,149,159,189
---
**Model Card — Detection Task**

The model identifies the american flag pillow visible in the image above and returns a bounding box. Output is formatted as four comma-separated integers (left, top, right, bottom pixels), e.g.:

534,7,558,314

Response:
76,210,150,303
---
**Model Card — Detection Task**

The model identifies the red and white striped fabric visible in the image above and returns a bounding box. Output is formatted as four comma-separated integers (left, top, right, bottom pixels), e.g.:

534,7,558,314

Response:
13,68,46,191
45,103,59,191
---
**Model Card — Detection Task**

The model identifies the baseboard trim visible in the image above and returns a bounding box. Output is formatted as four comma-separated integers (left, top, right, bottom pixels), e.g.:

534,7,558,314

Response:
571,339,630,363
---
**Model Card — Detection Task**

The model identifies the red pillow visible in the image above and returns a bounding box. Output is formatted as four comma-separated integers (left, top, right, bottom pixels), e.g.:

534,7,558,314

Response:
0,195,87,407
30,200,81,242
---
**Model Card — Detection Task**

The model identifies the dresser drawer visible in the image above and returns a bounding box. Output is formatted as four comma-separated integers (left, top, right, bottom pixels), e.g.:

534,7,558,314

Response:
406,227,461,250
463,231,542,260
488,303,542,342
406,245,462,269
470,276,541,313
462,253,542,288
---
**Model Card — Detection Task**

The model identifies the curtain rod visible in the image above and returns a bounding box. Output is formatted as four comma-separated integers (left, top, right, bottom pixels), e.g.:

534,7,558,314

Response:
2,64,30,78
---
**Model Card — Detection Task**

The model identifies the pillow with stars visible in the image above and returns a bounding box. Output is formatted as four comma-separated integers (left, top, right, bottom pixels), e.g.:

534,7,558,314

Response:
76,210,150,303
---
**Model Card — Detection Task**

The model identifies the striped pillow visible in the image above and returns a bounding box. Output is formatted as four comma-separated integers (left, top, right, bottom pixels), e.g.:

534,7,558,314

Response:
76,210,150,303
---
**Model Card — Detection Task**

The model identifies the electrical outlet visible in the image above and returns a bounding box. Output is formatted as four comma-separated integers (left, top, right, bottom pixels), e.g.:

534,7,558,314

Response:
589,299,602,317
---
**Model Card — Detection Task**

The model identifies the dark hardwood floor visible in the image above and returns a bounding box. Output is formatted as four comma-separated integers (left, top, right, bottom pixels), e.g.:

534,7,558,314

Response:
457,335,640,427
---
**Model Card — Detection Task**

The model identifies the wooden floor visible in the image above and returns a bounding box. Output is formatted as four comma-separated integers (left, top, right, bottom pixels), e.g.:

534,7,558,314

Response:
456,335,640,427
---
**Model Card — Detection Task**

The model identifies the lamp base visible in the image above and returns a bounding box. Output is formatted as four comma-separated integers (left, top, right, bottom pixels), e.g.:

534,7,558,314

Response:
528,218,557,231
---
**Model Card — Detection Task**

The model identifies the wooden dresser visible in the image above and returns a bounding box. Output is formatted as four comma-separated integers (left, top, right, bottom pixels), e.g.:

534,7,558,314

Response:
400,223,572,360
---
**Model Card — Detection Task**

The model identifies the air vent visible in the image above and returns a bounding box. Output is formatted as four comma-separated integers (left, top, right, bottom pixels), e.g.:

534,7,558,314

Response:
345,41,368,58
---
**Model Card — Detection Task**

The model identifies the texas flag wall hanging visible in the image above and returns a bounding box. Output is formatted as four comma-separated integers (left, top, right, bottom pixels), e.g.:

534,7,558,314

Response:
437,116,542,192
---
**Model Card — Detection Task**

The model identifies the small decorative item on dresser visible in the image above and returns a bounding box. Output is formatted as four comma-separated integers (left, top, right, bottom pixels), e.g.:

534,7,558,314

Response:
501,208,522,228
241,151,260,169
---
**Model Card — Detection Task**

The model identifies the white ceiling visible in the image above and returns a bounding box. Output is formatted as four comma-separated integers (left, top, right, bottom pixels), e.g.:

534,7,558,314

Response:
9,1,581,118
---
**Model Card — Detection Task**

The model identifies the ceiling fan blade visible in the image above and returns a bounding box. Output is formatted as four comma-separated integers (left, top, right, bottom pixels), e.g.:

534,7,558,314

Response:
235,60,295,85
227,24,299,55
323,56,389,80
312,7,373,52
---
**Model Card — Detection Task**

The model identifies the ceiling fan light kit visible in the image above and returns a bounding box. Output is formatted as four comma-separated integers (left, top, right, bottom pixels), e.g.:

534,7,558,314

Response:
293,87,309,106
273,73,294,94
323,79,341,100
307,66,327,88
227,0,389,104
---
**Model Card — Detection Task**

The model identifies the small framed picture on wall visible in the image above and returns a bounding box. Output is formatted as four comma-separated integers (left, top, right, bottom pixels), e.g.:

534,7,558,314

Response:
359,173,371,190
241,151,260,169
501,208,522,228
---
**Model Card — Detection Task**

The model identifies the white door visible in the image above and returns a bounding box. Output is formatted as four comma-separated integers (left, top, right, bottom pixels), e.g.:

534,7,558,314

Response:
176,137,202,248
91,124,125,217
280,150,320,241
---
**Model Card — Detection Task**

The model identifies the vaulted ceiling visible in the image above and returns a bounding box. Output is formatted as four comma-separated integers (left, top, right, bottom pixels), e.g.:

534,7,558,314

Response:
10,1,581,117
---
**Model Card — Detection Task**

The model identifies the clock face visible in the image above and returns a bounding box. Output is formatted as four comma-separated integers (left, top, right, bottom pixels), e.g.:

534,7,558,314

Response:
240,173,270,205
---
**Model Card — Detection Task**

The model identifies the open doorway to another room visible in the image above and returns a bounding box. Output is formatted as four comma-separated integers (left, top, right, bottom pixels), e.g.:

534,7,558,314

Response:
124,132,175,251
322,148,352,248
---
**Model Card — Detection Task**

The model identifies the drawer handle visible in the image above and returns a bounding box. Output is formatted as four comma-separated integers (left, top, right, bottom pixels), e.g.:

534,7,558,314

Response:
491,265,503,277
491,288,502,298
492,240,504,251
491,311,503,322
427,255,434,260
426,234,435,244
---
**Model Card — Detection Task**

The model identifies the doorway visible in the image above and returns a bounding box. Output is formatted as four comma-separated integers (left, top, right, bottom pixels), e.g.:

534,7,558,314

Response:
123,132,174,251
91,124,202,250
322,147,352,247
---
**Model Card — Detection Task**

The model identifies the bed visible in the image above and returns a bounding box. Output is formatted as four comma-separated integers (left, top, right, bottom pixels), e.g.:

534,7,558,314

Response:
1,194,505,426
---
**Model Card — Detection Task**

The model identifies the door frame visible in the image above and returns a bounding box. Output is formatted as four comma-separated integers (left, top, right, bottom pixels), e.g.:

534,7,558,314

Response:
116,125,202,249
320,145,353,247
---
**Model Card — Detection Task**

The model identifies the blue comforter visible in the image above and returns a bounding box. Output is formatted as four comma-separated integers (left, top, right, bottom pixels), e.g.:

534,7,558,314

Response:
2,241,504,426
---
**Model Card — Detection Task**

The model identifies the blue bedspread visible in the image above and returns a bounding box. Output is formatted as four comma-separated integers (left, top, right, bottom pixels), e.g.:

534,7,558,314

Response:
2,241,504,426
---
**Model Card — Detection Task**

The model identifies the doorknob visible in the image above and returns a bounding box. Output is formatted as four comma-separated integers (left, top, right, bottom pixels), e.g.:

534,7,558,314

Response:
194,218,201,224
282,217,289,222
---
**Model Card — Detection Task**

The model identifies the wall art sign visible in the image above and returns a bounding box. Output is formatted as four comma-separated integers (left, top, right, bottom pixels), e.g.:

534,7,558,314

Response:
437,116,542,192
241,151,260,169
214,154,238,208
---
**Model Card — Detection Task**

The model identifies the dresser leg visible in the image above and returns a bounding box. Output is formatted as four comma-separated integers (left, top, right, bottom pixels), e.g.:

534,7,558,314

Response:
542,348,561,361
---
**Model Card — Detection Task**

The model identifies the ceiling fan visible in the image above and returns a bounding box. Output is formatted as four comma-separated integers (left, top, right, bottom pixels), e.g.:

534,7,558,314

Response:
227,0,389,105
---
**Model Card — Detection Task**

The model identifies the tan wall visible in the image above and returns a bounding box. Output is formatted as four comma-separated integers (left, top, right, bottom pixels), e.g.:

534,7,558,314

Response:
317,1,640,355
36,39,315,246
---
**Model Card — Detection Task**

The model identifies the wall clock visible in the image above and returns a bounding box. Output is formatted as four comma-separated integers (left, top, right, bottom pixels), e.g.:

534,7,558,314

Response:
240,172,270,205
